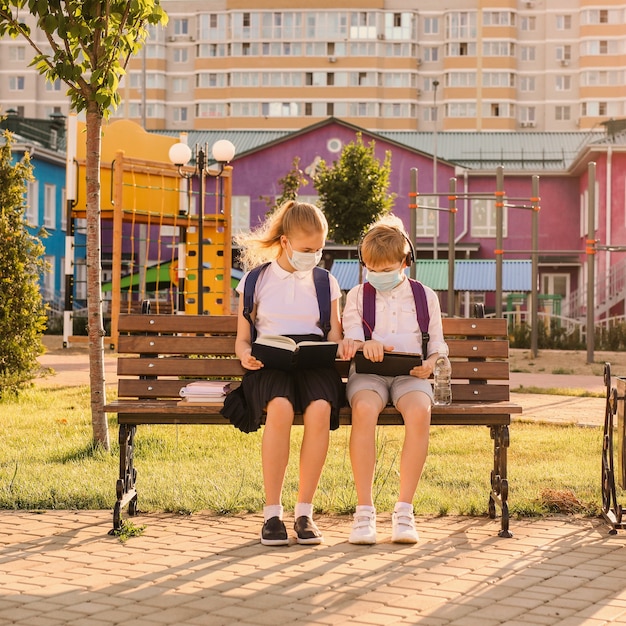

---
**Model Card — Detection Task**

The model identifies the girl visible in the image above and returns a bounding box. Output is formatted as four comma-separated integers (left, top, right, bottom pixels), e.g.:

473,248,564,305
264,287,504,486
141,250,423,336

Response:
222,200,353,546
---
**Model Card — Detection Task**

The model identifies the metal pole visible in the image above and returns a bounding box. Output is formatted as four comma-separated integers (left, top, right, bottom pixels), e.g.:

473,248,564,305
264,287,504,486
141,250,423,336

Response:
197,147,206,315
495,166,504,317
62,113,77,348
448,176,456,316
409,168,417,280
530,175,540,358
587,162,596,363
432,80,439,260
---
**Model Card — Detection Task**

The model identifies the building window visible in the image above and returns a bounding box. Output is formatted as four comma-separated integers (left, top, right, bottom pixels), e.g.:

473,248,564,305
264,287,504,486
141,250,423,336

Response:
423,47,439,62
483,11,514,26
519,76,535,91
556,45,571,61
448,42,476,56
45,79,62,91
520,16,536,31
44,255,55,300
471,199,507,238
9,46,25,61
447,12,476,39
173,107,188,122
174,19,189,35
483,41,515,57
26,180,39,226
555,106,571,121
44,184,56,229
416,197,437,237
555,75,571,91
520,46,535,61
556,15,571,30
520,106,536,122
9,76,25,90
173,48,189,63
446,102,477,118
173,77,188,93
327,102,334,116
61,188,67,231
423,17,438,34
231,196,251,236
305,102,312,116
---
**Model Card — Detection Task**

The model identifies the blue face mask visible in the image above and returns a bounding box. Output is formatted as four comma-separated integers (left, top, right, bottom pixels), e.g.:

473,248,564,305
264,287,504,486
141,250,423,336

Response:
366,269,404,292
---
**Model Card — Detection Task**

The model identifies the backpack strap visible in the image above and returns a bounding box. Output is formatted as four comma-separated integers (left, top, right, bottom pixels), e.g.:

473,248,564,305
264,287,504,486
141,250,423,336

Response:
242,262,271,342
362,282,377,341
362,278,431,357
408,279,431,358
243,262,331,341
312,266,332,339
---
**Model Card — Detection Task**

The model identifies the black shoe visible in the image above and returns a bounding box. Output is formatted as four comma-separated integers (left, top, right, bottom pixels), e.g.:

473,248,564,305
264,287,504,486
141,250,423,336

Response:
294,516,323,545
260,517,289,546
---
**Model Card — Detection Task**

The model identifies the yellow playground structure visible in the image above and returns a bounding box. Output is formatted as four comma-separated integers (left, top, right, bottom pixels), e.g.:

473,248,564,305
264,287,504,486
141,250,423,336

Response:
69,120,233,348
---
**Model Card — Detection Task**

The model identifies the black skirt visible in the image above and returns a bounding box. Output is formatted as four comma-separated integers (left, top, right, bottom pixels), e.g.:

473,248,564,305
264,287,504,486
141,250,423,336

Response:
221,365,344,434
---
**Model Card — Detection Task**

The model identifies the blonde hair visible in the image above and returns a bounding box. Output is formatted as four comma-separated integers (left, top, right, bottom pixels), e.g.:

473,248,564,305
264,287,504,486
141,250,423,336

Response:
236,200,328,270
360,214,411,267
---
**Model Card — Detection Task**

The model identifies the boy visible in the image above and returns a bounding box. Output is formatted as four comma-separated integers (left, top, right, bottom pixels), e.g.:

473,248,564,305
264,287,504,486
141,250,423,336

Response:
342,216,448,544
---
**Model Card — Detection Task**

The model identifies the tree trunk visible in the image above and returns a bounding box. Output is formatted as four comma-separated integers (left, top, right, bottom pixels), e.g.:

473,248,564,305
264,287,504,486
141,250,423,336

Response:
85,104,109,451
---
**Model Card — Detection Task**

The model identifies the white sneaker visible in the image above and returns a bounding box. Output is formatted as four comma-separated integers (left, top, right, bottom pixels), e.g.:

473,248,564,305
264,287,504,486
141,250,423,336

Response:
392,508,419,543
349,509,377,544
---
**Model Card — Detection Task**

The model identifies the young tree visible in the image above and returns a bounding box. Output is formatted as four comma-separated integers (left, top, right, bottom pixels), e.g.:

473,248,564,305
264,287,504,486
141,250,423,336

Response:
0,130,47,397
0,1,168,450
261,156,309,213
314,133,395,244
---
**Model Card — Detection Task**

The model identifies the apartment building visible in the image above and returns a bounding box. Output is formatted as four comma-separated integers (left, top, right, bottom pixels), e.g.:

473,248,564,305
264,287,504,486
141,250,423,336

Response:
1,0,625,132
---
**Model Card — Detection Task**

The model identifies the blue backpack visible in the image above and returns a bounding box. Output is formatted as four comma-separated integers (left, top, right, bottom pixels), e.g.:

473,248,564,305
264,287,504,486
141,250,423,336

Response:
242,262,331,342
362,279,431,358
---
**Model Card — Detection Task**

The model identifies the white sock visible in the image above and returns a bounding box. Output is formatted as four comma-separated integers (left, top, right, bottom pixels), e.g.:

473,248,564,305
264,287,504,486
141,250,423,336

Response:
263,505,283,522
355,505,376,516
294,502,313,519
394,501,413,513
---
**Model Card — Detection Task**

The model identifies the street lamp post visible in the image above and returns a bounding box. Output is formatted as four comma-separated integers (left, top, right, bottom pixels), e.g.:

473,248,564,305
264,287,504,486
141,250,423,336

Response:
169,139,236,315
432,79,440,260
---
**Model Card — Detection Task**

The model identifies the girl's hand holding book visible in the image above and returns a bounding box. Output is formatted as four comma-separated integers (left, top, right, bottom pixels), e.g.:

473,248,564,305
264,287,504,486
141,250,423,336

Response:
240,348,264,370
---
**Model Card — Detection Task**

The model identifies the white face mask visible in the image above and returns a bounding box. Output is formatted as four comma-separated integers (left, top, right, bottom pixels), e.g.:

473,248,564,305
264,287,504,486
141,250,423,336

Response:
366,269,404,292
287,240,323,272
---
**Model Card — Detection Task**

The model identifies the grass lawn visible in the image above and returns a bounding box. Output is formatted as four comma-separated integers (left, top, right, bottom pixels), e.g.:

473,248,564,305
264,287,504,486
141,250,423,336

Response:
0,385,615,521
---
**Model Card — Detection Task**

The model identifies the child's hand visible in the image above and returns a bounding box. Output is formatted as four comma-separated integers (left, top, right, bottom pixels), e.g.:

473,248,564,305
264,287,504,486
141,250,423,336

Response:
361,340,394,362
337,338,360,360
410,357,436,379
240,349,264,370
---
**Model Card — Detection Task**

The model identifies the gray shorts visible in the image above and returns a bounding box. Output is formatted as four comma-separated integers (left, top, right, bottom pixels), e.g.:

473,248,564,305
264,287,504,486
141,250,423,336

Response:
346,367,434,408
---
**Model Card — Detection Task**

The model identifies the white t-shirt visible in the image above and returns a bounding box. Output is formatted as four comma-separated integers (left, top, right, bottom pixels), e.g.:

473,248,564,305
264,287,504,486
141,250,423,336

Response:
237,260,341,337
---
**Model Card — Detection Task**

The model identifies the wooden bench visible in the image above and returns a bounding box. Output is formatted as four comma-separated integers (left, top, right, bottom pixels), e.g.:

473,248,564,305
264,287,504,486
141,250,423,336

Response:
104,314,522,537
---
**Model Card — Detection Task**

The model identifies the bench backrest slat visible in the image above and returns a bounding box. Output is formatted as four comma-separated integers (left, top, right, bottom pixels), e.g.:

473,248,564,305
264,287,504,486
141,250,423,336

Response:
113,314,513,403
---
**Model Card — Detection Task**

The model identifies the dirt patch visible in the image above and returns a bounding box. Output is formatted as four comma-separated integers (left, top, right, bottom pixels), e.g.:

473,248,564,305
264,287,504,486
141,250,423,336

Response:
510,348,626,378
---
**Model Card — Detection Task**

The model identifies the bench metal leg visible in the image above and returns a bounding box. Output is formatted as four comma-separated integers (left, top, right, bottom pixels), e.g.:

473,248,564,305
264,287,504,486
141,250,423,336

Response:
110,424,138,534
601,363,624,534
489,424,512,538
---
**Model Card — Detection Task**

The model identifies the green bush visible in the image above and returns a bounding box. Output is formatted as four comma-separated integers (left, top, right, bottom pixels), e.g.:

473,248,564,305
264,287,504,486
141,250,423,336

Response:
0,130,47,397
509,319,626,351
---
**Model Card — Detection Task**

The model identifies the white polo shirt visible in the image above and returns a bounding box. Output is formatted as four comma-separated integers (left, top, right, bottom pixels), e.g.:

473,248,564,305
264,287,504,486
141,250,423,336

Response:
237,260,341,337
342,277,447,357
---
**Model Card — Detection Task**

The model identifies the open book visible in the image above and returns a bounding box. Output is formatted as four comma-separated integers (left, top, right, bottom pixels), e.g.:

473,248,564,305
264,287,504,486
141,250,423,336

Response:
354,351,422,377
252,335,338,371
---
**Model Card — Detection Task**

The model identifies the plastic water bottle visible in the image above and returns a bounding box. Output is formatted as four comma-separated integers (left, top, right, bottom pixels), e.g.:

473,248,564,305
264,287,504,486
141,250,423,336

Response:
433,352,452,406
